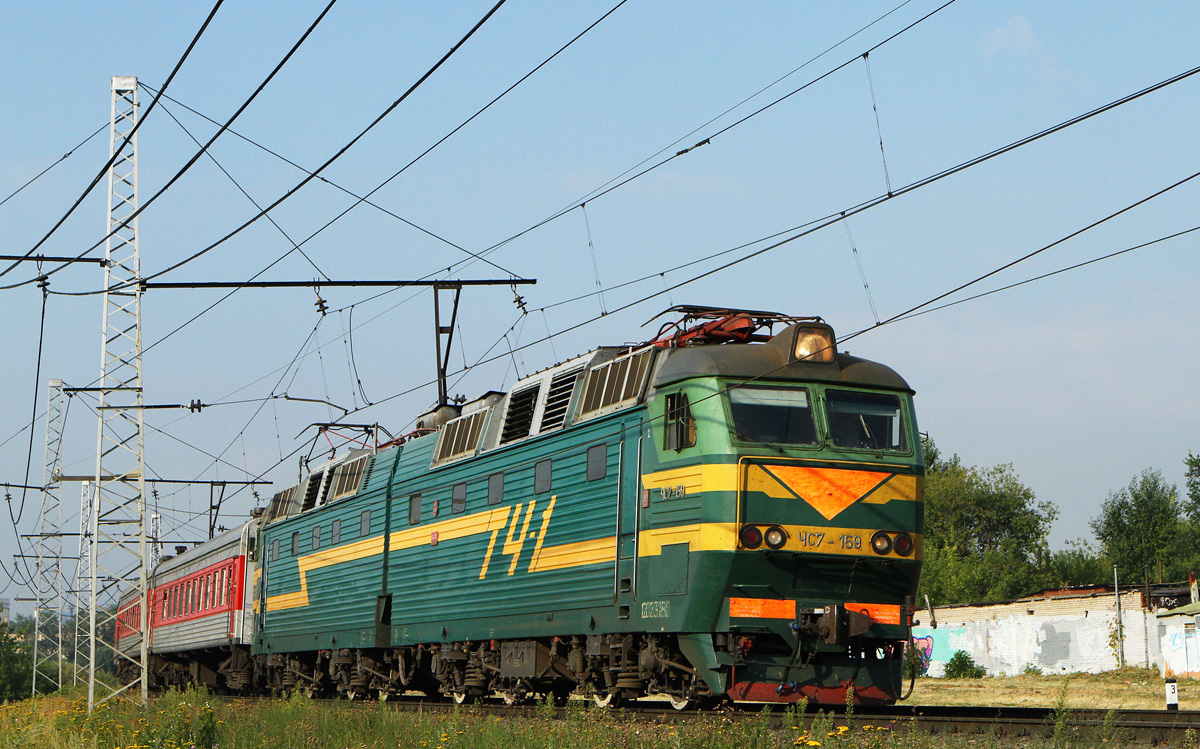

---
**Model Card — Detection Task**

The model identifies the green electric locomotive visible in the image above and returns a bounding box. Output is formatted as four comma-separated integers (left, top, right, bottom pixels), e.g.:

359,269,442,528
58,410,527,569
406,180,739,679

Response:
249,306,924,706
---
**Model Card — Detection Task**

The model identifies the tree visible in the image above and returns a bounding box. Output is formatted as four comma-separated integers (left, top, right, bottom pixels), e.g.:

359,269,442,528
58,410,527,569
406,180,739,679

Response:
0,621,33,702
1044,539,1110,588
919,436,1058,604
1090,469,1181,579
1184,452,1200,525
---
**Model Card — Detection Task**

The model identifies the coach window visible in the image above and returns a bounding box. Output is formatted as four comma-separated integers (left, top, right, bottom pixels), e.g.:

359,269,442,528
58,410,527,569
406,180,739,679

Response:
332,519,341,545
291,532,299,556
162,592,169,620
452,483,466,514
586,444,607,481
201,576,208,611
312,525,321,552
409,494,422,526
360,509,371,537
271,539,279,562
535,459,552,494
487,473,504,505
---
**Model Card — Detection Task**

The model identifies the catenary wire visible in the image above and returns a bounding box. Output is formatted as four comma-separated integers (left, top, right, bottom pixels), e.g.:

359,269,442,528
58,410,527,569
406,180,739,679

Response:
341,162,1200,422
556,0,920,213
442,0,963,267
0,0,228,281
155,98,331,281
888,224,1200,324
0,123,108,211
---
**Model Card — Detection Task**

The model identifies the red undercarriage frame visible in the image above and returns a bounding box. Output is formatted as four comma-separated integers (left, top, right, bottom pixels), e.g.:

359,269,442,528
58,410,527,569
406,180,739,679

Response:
727,675,897,705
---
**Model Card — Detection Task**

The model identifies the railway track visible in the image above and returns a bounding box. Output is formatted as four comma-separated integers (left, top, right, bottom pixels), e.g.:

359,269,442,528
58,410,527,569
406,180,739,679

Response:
246,693,1200,745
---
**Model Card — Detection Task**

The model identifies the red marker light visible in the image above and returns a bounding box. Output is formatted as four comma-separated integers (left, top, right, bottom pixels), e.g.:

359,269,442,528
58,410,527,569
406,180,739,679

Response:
739,525,763,549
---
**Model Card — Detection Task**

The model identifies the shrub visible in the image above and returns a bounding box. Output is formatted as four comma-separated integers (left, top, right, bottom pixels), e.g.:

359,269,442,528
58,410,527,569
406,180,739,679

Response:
943,650,986,679
903,639,930,679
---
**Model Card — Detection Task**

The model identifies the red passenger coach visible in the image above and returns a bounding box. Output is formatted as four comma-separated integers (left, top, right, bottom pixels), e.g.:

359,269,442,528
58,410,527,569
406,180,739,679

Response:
115,521,259,689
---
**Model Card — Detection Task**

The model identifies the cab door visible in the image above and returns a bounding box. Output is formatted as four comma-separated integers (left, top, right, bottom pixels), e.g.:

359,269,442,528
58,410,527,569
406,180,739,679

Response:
614,419,642,623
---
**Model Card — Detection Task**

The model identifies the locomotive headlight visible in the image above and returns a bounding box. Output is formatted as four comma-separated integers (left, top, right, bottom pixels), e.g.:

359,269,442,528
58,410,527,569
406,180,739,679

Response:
739,525,763,549
763,526,788,549
792,326,836,363
893,533,914,556
870,531,893,555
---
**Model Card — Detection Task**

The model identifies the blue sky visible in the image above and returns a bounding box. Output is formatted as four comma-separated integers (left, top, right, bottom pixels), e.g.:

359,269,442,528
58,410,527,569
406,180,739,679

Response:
1,1,1198,607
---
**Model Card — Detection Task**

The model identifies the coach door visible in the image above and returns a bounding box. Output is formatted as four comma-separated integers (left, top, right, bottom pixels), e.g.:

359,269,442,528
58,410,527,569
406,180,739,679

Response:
614,420,642,621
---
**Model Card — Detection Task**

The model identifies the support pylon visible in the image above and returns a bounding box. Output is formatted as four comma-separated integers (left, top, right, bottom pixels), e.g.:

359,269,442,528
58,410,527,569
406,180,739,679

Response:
86,75,149,709
32,379,66,696
73,481,93,686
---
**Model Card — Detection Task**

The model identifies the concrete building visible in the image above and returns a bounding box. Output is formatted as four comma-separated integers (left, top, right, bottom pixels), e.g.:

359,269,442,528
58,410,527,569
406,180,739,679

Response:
911,584,1193,677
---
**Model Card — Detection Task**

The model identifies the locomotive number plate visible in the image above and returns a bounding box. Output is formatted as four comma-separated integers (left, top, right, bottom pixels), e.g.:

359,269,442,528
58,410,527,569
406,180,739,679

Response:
641,600,671,619
659,485,687,500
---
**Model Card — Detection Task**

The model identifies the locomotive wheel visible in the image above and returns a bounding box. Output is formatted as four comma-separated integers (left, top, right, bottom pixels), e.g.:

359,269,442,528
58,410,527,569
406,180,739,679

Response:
666,693,694,711
592,690,622,709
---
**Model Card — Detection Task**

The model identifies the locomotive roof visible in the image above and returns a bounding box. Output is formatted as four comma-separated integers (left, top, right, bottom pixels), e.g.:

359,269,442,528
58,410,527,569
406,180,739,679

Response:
653,322,913,393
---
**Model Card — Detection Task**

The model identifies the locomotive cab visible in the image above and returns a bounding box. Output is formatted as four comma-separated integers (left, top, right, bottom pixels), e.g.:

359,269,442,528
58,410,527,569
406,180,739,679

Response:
641,317,923,704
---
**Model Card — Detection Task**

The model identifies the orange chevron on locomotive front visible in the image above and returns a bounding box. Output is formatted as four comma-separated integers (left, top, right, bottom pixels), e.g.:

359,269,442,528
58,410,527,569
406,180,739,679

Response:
749,464,892,520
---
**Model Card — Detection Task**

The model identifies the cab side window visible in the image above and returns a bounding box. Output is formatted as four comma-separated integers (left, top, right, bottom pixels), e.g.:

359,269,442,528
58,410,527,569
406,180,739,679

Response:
664,391,696,451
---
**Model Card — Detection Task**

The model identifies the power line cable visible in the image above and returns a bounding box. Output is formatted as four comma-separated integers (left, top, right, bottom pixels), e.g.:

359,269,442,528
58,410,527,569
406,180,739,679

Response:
116,0,630,305
138,0,509,286
136,83,522,279
0,0,228,280
28,0,511,298
1,0,340,291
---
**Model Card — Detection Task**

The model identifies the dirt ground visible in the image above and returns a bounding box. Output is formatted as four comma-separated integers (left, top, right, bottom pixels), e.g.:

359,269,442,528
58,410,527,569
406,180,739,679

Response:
910,667,1199,710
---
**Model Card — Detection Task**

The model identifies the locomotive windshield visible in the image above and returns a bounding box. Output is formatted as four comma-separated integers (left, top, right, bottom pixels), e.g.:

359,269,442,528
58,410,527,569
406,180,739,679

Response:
728,386,818,445
826,389,906,451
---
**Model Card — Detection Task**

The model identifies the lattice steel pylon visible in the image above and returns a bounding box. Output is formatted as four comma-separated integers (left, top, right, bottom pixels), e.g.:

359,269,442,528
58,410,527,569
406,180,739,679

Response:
85,75,149,709
73,481,93,686
32,379,66,696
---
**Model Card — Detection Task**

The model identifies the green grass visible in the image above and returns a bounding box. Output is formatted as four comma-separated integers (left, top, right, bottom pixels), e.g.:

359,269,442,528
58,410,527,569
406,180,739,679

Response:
0,685,1152,749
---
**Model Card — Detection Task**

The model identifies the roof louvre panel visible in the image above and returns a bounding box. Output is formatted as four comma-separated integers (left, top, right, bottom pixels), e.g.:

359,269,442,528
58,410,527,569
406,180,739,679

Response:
500,386,540,444
540,368,582,432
